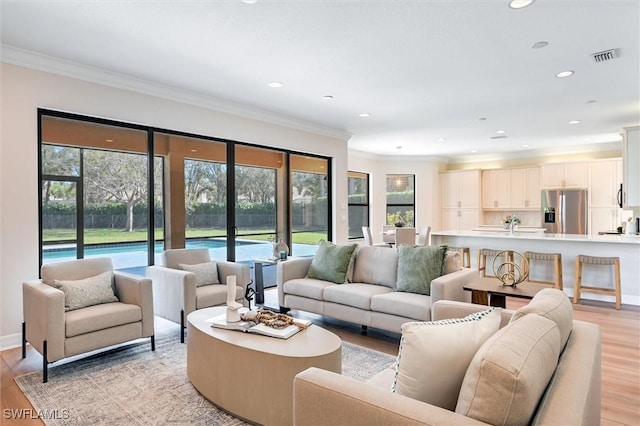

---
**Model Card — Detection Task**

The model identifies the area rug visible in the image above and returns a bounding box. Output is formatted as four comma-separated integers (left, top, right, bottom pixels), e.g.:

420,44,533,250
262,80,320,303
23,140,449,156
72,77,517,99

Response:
15,334,397,425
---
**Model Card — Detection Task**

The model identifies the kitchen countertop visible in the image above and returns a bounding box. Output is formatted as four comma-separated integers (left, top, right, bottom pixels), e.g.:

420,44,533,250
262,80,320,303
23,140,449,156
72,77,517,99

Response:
432,230,640,244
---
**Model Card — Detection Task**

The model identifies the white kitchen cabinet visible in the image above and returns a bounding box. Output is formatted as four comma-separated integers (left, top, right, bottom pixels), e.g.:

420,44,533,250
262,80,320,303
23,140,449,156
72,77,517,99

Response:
540,162,587,188
588,159,622,207
510,167,540,209
623,126,640,207
482,169,510,209
589,208,621,235
441,170,481,231
441,170,481,208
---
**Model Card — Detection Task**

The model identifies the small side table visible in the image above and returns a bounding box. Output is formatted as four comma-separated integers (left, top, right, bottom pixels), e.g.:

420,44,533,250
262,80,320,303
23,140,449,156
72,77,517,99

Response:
463,277,549,308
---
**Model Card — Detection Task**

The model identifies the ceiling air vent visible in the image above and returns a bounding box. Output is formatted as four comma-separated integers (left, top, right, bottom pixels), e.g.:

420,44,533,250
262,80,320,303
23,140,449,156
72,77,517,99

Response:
591,49,618,63
490,135,508,140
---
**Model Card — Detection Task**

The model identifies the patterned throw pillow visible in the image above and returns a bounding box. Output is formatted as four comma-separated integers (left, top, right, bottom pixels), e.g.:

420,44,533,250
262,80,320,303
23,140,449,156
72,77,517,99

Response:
178,261,220,287
306,240,358,284
53,270,119,311
395,245,448,295
392,308,501,411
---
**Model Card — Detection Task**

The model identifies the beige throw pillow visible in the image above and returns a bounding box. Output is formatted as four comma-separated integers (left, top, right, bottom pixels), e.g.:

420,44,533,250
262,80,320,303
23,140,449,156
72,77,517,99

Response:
178,261,220,287
392,308,501,411
455,314,561,425
53,270,118,311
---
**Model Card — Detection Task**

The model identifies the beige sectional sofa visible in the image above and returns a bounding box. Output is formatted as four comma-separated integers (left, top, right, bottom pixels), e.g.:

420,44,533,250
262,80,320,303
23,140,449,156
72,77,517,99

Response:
293,290,601,425
277,245,476,333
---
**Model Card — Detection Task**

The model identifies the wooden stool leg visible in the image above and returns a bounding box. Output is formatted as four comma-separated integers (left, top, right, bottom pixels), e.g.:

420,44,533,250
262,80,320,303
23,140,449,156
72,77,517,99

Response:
573,258,582,304
463,249,470,268
555,255,563,290
614,258,621,310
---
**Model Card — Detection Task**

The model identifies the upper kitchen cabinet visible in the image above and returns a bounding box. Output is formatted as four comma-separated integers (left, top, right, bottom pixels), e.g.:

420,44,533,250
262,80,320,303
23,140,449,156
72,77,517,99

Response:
441,170,481,208
540,162,587,189
623,126,640,207
510,167,540,210
482,169,510,209
588,159,622,208
481,167,540,210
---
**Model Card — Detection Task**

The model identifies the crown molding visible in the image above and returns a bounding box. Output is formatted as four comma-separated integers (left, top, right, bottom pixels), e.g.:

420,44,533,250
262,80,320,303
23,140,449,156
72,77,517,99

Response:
1,45,352,142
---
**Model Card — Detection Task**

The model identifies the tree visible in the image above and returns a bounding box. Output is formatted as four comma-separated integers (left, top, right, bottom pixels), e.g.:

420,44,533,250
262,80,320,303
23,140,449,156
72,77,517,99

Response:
83,150,150,232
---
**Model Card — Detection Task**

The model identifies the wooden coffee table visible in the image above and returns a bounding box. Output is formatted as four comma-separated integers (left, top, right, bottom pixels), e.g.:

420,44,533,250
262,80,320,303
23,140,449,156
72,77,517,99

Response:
463,277,549,308
187,306,342,425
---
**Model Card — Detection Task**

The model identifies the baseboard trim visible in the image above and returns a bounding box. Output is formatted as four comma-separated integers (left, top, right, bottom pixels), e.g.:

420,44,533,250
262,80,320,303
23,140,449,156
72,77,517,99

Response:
1,332,23,352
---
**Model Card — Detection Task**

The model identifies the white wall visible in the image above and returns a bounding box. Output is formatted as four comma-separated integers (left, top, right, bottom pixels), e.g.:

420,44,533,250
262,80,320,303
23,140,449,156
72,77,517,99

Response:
0,63,350,346
348,151,444,244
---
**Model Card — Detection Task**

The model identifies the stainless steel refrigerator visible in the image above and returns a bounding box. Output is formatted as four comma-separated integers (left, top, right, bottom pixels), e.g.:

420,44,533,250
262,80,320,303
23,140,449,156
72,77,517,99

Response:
541,189,588,234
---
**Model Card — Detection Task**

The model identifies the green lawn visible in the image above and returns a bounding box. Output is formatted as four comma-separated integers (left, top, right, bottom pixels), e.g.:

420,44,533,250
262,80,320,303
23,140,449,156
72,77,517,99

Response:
43,228,326,245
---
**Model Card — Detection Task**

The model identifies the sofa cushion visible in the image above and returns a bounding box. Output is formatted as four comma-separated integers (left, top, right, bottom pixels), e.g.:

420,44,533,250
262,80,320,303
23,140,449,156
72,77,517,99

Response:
196,283,230,309
178,261,220,286
323,284,391,310
455,314,561,425
370,291,431,321
65,302,141,337
392,308,501,411
352,246,398,288
284,278,335,300
395,245,447,295
53,270,119,311
510,288,573,349
307,240,358,284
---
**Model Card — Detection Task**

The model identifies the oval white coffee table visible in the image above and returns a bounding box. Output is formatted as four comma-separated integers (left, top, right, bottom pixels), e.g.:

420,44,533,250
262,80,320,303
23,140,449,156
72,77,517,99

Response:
187,306,342,425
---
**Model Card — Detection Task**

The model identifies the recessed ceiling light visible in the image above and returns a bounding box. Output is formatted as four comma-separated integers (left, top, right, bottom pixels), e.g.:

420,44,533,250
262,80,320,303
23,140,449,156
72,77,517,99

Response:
322,95,334,101
555,70,574,78
496,130,506,134
522,144,530,148
190,149,197,153
268,82,283,88
569,120,581,124
438,138,446,142
471,150,478,153
531,41,548,49
105,139,113,143
509,0,535,9
359,113,371,118
241,0,257,4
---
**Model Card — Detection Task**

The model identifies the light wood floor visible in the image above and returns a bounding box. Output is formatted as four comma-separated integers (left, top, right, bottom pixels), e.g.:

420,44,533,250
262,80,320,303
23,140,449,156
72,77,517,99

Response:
2,290,639,425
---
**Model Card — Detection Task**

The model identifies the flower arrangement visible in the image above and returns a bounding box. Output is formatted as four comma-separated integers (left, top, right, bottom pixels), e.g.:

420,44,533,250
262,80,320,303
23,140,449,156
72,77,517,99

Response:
502,214,521,225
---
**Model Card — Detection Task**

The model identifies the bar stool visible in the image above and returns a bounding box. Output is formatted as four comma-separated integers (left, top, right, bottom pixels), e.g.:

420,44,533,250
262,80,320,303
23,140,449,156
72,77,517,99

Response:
523,251,563,290
448,246,471,268
478,248,514,277
574,255,621,310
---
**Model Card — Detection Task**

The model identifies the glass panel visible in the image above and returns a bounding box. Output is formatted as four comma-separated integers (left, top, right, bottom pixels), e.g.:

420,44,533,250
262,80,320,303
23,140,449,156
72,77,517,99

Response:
41,145,80,177
348,171,369,239
41,180,78,263
291,154,329,256
386,174,415,226
235,145,281,261
184,158,228,260
83,149,150,269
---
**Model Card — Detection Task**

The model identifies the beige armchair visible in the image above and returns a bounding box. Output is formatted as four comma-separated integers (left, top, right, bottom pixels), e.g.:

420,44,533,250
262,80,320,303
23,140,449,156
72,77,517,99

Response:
146,248,251,343
22,257,155,382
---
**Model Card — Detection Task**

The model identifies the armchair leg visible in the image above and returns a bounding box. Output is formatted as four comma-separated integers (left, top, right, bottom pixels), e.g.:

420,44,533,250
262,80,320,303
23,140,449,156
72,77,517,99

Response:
22,322,26,359
180,310,185,344
150,335,156,351
42,340,48,383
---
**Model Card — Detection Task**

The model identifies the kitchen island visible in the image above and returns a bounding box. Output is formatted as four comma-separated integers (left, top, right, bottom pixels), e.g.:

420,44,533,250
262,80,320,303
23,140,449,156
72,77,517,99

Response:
432,230,640,306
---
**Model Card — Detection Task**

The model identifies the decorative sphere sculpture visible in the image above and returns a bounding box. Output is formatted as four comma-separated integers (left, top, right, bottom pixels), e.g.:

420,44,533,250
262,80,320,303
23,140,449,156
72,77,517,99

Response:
492,251,529,287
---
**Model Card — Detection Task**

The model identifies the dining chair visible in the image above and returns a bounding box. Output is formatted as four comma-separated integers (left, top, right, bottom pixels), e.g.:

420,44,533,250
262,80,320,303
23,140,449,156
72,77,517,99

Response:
382,225,395,246
395,227,416,246
417,226,432,246
362,226,389,247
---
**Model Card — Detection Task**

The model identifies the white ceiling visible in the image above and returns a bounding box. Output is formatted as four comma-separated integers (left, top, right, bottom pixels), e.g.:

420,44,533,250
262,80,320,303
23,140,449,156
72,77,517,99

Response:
2,0,639,161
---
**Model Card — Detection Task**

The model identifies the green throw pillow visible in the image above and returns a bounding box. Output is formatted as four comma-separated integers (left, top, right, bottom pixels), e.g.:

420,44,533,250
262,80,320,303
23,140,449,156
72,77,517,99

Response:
395,245,448,295
307,240,358,284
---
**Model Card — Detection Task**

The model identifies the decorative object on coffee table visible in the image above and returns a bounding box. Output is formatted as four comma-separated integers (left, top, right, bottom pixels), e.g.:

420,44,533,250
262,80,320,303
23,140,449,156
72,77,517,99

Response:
492,250,529,287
